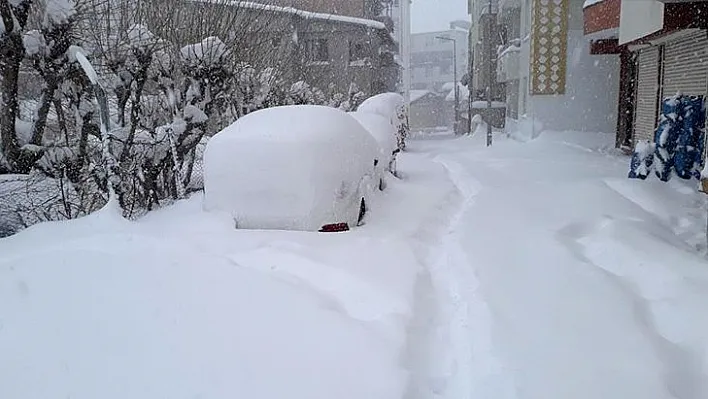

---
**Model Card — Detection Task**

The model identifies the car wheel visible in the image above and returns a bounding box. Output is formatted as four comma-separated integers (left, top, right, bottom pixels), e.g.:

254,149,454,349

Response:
357,198,366,226
378,177,385,191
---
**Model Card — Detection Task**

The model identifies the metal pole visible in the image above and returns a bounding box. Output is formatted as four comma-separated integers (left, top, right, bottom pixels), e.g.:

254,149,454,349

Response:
486,0,493,147
468,53,473,134
437,36,459,133
453,39,459,134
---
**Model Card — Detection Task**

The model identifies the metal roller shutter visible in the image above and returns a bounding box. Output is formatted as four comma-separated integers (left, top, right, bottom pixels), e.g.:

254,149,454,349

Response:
634,47,660,144
662,31,708,99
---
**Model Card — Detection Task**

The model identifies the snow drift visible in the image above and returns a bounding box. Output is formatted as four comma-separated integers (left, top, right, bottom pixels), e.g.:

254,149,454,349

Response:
0,146,462,399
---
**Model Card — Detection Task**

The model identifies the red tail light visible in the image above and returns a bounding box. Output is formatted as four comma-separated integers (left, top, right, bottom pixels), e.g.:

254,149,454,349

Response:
319,223,350,232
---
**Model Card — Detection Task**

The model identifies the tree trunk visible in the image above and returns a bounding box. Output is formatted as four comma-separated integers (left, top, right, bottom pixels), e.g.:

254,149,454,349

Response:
53,97,69,146
0,33,24,171
116,87,130,127
120,61,150,164
30,78,59,145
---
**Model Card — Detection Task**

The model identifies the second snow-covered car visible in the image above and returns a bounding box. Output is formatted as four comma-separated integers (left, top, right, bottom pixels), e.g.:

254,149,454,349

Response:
349,110,399,189
203,105,380,232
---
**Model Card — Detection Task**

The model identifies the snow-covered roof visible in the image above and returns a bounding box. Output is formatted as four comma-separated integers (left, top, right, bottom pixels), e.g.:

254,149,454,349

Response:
441,82,455,92
445,83,469,102
410,90,435,103
193,1,386,30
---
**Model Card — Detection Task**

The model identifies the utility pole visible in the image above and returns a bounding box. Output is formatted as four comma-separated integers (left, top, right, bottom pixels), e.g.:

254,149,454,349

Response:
400,0,412,106
486,0,493,147
436,36,459,133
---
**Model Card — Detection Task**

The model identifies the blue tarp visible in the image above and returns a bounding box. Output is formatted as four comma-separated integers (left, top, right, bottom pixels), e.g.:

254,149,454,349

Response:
674,96,705,179
628,94,705,181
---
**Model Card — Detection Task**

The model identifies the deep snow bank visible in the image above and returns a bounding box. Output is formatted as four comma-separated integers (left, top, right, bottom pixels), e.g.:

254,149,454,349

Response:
420,130,708,399
0,148,459,399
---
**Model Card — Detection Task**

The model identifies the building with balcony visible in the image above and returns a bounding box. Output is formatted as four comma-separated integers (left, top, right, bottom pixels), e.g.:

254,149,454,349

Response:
409,29,469,93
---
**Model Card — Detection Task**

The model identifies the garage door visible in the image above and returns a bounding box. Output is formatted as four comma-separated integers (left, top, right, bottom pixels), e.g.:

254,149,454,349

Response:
662,31,708,99
633,46,660,144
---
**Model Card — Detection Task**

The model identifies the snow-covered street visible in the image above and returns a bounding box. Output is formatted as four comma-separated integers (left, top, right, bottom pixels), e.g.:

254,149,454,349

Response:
2,129,708,399
417,130,708,399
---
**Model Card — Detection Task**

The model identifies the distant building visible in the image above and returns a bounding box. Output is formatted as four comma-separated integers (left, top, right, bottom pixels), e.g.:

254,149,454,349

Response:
409,90,446,131
270,0,411,100
169,1,398,96
266,0,365,17
410,29,469,93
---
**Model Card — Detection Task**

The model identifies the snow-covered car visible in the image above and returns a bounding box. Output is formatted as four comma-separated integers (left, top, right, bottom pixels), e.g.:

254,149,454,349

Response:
357,92,409,151
203,105,380,232
348,111,399,188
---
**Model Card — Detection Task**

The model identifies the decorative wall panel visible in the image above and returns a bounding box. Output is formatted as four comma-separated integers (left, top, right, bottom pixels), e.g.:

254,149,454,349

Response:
530,0,568,95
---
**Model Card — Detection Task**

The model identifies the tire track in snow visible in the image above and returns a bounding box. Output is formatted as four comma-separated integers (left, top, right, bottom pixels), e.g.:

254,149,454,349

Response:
407,154,517,399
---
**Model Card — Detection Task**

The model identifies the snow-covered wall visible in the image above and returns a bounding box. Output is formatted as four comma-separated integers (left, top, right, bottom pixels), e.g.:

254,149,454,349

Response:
514,1,619,133
619,0,664,45
528,30,619,133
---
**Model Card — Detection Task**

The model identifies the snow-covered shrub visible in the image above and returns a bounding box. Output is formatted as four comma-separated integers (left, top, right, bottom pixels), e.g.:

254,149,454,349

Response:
0,0,389,234
0,172,82,237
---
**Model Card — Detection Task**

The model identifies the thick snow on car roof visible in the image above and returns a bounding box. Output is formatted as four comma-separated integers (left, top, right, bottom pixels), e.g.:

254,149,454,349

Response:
357,93,405,120
219,105,368,143
202,105,379,231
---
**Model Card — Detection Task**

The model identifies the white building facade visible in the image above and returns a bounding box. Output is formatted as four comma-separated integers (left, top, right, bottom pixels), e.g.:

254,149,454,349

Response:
472,0,620,133
410,29,469,93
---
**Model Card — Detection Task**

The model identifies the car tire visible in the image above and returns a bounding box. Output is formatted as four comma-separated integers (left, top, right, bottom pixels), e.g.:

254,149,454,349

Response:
357,198,366,226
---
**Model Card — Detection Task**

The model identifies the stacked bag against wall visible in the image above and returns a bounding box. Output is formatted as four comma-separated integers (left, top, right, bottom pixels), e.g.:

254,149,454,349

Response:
628,93,705,181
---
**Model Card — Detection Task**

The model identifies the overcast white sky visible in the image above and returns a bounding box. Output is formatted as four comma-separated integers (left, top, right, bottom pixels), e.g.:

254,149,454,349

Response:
411,0,469,33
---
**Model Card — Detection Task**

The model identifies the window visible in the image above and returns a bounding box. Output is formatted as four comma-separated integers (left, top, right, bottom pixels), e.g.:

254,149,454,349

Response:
349,42,367,61
304,39,329,62
425,66,433,77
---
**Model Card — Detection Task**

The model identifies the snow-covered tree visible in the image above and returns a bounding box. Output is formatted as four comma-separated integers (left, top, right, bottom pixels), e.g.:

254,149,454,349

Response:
0,0,36,172
0,0,390,234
